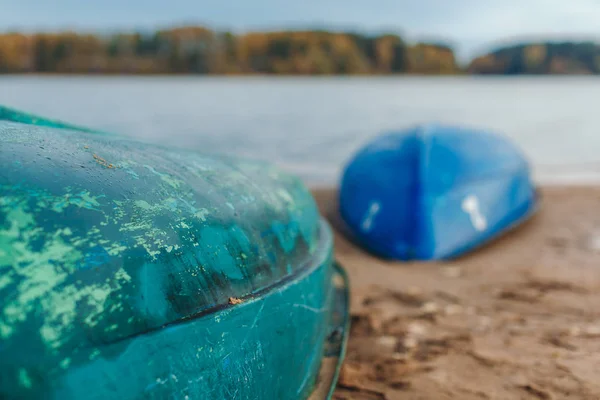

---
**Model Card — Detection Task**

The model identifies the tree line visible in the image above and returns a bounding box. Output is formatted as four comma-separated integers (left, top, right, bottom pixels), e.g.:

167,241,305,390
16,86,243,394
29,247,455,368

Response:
1,27,598,75
0,27,458,74
468,42,600,74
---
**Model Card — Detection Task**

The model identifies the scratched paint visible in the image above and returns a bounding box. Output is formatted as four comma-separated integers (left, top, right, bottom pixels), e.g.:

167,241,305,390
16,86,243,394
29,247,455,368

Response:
0,109,341,399
360,201,381,232
55,251,334,400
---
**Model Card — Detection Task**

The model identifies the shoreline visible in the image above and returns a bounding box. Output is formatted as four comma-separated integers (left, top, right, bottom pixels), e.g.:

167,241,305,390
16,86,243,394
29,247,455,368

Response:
3,74,600,79
312,185,600,399
307,181,600,196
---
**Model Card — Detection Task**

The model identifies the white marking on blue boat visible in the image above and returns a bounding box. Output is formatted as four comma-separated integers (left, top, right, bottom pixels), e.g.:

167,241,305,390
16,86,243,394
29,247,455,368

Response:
361,201,381,232
461,195,487,231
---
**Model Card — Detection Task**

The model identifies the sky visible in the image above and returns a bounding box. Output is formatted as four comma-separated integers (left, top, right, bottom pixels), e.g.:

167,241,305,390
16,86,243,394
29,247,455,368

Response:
2,0,600,62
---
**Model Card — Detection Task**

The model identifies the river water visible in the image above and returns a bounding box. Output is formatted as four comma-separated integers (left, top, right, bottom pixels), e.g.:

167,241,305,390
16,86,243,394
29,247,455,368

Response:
1,75,598,186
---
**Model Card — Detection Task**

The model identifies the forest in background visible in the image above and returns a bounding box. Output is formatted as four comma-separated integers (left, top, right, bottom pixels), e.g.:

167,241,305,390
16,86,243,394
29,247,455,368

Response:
1,27,599,75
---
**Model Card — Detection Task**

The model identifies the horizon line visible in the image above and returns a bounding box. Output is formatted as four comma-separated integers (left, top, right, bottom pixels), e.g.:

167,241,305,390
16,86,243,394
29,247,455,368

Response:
2,24,600,64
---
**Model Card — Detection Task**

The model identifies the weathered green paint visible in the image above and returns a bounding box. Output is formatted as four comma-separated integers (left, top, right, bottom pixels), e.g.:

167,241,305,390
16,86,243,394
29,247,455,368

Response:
0,105,111,135
0,108,349,399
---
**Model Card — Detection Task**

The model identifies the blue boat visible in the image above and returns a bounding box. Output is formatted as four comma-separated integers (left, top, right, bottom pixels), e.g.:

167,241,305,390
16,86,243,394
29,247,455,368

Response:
0,106,349,400
339,124,539,261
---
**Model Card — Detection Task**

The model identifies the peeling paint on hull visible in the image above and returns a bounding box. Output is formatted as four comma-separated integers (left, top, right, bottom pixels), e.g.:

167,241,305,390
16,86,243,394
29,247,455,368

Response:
0,109,348,399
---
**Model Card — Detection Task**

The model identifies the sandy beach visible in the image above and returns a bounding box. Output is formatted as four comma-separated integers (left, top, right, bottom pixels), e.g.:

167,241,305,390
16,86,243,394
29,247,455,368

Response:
312,186,600,400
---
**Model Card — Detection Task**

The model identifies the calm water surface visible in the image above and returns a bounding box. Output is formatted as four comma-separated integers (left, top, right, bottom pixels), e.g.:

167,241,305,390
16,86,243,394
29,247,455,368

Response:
1,76,599,185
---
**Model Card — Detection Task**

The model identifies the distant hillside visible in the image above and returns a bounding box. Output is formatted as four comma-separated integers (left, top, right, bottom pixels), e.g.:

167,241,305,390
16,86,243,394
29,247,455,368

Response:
4,30,598,76
0,27,459,75
468,42,600,74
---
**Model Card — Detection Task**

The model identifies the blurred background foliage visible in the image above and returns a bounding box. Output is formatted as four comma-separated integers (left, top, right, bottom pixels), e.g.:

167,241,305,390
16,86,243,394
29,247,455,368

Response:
0,27,598,75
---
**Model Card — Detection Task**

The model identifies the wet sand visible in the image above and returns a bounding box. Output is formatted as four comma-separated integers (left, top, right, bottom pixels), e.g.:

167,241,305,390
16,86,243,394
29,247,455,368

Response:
312,186,600,400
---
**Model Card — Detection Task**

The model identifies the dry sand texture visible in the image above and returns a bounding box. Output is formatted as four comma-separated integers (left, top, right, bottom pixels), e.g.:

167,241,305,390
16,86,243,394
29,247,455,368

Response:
312,186,600,400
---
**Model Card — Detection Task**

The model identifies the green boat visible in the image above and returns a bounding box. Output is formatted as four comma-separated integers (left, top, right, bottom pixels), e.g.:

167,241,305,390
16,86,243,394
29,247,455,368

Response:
0,106,349,399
